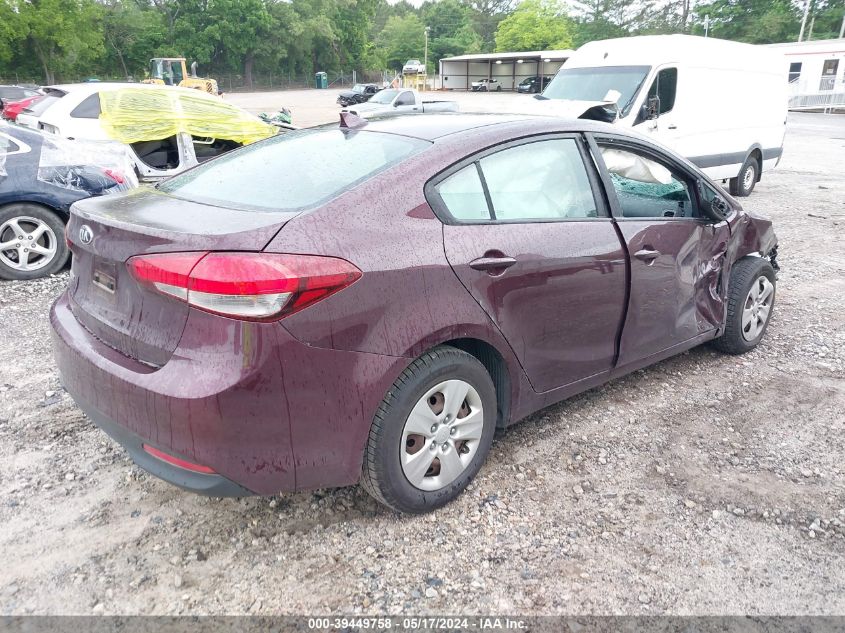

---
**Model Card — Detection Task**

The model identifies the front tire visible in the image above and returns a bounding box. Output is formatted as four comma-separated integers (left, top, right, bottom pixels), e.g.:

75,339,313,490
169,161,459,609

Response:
712,257,776,355
729,155,759,197
361,346,497,513
0,204,68,281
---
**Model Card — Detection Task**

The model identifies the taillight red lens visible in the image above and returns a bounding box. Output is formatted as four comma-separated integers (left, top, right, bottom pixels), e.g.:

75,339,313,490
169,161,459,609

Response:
127,252,361,321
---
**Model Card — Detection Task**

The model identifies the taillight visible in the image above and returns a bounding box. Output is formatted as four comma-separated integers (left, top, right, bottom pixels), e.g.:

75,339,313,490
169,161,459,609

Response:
127,252,361,321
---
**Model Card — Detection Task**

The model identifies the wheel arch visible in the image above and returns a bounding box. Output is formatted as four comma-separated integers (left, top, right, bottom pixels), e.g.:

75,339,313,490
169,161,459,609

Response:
0,196,71,220
745,144,763,181
441,337,511,429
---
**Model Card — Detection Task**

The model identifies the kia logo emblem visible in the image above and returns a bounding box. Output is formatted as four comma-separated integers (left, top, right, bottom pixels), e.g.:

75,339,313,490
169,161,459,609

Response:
79,225,93,244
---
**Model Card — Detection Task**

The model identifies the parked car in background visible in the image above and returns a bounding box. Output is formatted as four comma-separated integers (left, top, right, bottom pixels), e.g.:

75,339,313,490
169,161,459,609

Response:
52,113,778,514
337,83,380,107
403,59,426,74
342,89,458,117
15,83,278,182
537,34,787,196
0,122,135,280
471,78,501,92
0,85,42,108
2,94,44,122
517,76,551,94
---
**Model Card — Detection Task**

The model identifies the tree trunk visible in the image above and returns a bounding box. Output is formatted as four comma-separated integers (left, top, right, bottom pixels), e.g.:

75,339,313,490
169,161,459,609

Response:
244,52,254,90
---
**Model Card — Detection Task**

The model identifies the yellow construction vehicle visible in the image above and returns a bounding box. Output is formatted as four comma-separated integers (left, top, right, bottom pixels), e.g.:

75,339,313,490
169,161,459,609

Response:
144,58,219,95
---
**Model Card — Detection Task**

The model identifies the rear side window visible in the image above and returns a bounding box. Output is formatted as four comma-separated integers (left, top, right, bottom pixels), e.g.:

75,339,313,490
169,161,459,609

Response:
434,138,598,222
70,93,101,119
159,129,430,212
647,68,677,115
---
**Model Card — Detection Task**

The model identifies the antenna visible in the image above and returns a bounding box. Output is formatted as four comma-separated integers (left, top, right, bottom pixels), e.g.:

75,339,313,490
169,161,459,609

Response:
339,111,367,129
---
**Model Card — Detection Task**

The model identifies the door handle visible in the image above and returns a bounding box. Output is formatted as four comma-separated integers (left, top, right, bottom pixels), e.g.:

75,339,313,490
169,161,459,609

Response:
469,255,517,274
634,248,661,263
667,124,677,129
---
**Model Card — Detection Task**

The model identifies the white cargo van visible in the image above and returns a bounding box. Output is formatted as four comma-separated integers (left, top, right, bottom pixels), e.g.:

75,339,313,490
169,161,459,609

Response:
535,35,788,196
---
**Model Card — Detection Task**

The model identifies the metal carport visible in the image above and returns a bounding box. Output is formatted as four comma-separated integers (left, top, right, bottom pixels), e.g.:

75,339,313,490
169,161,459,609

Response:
439,50,573,91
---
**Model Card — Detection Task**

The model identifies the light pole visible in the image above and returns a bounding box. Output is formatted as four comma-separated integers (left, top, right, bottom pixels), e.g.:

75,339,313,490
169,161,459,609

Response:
424,26,431,89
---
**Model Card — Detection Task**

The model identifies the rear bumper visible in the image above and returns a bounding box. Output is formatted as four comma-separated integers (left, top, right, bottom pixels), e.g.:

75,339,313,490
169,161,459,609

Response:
80,400,253,496
50,291,409,495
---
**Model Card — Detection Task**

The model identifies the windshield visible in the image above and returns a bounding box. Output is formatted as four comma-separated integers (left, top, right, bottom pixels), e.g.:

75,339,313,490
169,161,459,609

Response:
158,128,430,212
352,84,366,93
406,60,420,65
369,89,398,105
543,65,651,117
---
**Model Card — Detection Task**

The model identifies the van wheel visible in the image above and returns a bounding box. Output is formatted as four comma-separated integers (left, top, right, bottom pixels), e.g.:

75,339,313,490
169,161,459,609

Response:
0,204,68,281
361,346,496,514
729,156,759,197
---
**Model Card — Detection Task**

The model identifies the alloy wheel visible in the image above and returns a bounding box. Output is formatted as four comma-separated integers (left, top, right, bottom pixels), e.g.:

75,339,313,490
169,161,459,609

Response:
0,216,58,272
741,275,774,341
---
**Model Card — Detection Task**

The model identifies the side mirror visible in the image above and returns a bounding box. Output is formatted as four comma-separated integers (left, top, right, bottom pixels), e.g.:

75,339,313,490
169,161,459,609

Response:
646,96,660,120
698,180,730,221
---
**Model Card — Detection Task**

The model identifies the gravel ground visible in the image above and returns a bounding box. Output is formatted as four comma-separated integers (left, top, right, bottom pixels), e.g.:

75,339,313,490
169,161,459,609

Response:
0,110,843,616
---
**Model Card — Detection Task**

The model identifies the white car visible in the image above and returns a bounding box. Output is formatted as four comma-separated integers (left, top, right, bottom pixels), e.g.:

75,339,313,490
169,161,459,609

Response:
471,78,501,92
402,59,426,75
15,82,276,182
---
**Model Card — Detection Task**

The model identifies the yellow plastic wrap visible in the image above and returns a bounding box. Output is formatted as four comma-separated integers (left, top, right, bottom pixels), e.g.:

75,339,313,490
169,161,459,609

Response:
98,87,278,145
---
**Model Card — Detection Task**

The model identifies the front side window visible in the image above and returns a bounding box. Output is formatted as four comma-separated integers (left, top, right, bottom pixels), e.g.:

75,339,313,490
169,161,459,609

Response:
599,144,695,219
159,128,430,212
434,138,598,222
646,67,677,115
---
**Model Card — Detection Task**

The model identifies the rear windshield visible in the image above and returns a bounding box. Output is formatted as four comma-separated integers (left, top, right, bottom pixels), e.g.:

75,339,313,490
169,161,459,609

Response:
159,128,430,212
23,95,59,115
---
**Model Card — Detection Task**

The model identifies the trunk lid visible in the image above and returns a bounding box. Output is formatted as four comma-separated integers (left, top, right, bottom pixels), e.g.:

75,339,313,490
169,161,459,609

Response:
67,187,298,367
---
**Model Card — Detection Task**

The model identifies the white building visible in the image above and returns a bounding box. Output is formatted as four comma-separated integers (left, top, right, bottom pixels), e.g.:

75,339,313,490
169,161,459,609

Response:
438,50,573,91
768,38,845,110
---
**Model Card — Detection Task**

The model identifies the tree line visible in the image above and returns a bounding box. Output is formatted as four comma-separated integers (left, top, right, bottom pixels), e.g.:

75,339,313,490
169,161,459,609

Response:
1,0,843,87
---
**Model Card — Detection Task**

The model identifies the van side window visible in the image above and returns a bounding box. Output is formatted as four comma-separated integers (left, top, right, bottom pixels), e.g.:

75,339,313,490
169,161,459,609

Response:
647,68,677,115
599,144,697,219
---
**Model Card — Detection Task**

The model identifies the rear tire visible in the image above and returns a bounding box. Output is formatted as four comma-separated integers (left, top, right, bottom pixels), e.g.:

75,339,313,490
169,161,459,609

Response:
729,155,759,197
361,346,497,513
711,257,775,355
0,204,68,281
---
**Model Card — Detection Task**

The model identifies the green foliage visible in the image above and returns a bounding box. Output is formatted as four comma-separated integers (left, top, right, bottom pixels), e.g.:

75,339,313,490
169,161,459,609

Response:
377,14,426,69
691,0,801,43
495,0,574,51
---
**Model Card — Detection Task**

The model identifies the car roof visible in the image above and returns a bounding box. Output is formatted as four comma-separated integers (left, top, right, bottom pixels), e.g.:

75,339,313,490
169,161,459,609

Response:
352,112,623,142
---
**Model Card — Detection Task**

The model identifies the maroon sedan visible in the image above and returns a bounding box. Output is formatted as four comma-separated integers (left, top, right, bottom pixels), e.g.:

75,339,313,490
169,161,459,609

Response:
51,114,778,513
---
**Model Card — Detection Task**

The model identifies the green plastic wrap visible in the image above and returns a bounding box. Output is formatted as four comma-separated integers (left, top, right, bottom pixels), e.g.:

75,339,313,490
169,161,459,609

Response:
98,88,278,145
